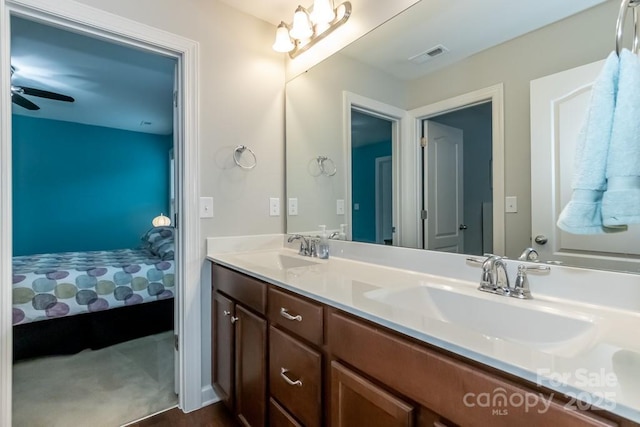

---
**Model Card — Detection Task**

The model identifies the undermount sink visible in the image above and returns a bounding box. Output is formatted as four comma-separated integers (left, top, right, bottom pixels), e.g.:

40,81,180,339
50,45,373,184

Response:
367,285,598,353
243,251,320,270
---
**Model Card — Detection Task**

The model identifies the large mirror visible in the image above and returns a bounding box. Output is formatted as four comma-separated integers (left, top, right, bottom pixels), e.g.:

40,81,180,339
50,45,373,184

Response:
286,0,640,273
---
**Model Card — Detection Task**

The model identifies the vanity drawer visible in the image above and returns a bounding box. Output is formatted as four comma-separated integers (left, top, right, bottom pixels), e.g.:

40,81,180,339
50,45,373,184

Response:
212,264,267,315
270,397,303,427
328,311,617,427
269,326,322,427
268,287,324,346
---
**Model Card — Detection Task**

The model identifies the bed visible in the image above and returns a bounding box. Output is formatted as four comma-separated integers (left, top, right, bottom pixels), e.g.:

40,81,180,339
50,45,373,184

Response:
12,227,175,361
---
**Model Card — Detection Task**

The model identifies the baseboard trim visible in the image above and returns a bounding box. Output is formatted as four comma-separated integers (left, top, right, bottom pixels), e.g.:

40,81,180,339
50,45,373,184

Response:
201,385,220,407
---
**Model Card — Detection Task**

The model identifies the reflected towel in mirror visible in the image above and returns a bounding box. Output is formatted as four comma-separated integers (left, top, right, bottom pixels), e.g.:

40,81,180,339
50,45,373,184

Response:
557,51,624,234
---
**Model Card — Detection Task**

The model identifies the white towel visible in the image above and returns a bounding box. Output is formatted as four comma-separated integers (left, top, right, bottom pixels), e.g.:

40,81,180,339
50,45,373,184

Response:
602,49,640,227
557,51,623,234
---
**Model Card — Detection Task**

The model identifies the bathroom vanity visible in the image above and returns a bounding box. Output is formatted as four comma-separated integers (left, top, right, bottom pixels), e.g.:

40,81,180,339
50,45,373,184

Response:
208,241,640,427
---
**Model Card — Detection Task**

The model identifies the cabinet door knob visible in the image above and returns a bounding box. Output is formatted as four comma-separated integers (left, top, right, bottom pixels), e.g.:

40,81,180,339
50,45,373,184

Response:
280,307,303,322
230,316,239,324
223,310,231,316
280,367,303,387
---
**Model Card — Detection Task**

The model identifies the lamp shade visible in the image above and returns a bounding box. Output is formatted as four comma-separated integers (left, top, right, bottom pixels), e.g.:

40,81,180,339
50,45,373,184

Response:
272,22,295,52
312,0,335,25
290,6,313,40
152,213,171,227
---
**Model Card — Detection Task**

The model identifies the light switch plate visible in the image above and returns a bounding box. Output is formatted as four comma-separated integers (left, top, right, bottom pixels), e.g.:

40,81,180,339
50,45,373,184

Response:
337,199,345,215
269,197,280,216
200,197,214,218
288,198,298,216
505,196,518,213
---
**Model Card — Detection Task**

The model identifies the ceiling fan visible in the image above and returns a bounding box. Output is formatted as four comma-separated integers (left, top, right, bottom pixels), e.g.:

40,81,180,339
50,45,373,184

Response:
10,65,75,111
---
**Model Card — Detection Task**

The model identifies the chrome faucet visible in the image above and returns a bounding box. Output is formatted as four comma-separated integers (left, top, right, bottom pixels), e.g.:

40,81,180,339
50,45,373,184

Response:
467,254,551,299
287,234,319,257
479,255,511,295
518,247,539,261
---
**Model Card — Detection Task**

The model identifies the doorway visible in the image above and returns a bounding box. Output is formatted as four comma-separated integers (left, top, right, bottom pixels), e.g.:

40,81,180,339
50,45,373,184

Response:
422,102,493,255
0,1,202,425
410,84,505,255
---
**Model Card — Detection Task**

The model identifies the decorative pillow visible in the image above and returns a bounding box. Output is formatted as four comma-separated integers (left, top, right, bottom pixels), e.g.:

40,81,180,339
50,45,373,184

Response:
141,226,175,260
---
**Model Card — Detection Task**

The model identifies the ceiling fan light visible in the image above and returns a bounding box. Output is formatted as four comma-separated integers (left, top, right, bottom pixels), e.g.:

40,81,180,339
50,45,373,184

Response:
273,22,295,52
312,0,335,26
290,6,313,40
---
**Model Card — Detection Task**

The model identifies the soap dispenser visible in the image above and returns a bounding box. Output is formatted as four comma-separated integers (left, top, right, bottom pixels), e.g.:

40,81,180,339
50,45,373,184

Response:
339,224,347,240
318,225,330,259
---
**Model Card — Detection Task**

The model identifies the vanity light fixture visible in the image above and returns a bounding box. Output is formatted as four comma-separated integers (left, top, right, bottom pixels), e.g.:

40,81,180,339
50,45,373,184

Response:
272,1,352,58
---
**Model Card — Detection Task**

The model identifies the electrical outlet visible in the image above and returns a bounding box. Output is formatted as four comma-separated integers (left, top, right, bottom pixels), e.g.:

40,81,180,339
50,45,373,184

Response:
269,197,280,216
337,199,345,215
288,198,298,216
200,197,214,218
505,196,518,213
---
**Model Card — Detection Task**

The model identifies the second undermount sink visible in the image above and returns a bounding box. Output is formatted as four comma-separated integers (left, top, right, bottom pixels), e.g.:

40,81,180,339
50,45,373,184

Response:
367,284,598,353
243,251,321,270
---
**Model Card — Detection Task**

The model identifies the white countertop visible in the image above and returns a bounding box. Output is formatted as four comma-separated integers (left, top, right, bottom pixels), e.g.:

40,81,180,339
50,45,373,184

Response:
206,237,640,423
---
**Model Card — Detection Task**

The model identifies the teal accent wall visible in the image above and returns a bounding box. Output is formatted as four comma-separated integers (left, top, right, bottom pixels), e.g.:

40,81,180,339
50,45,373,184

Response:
352,141,392,243
12,115,172,255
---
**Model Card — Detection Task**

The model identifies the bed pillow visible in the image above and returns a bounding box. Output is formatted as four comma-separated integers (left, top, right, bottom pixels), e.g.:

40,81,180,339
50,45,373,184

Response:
141,226,175,260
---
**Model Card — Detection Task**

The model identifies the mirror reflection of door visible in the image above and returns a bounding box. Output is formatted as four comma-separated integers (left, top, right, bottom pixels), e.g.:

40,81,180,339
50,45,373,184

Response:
423,102,493,256
351,109,394,245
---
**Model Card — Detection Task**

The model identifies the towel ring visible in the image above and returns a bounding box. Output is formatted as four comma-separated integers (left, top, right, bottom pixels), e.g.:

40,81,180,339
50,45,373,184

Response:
616,0,640,55
233,145,257,170
317,156,337,176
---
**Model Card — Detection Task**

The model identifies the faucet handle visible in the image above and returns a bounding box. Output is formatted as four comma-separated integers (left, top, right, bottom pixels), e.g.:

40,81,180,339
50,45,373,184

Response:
512,264,550,299
308,238,320,257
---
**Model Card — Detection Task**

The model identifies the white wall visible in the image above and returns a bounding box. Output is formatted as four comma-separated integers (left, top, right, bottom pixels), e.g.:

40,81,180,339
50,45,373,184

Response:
73,0,285,398
405,1,617,257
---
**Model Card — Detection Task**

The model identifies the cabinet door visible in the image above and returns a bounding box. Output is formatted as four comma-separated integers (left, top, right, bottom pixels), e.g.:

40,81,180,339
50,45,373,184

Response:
236,304,267,427
331,361,414,427
213,292,235,409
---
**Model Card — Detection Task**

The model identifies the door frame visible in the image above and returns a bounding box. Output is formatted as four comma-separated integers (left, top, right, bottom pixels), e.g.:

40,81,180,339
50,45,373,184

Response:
409,84,505,254
0,0,202,424
343,91,409,246
375,155,392,244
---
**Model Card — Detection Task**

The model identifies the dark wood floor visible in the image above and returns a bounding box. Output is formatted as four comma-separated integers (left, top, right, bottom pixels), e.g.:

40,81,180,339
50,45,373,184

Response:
127,402,240,427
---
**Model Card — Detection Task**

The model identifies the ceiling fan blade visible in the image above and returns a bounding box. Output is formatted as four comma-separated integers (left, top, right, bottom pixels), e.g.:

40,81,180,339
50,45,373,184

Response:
11,93,40,110
19,86,74,103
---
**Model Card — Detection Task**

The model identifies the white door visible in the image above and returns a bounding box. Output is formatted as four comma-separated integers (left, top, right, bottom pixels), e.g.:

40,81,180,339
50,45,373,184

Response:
531,59,640,271
375,156,393,244
423,120,464,253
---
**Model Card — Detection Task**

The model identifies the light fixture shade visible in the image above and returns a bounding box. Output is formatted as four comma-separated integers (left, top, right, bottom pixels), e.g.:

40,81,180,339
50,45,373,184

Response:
272,22,294,52
312,0,335,25
152,213,171,227
290,6,313,40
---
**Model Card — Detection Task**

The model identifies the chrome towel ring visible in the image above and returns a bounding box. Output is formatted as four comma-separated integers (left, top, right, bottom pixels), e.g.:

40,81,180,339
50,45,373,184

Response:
233,145,257,170
616,0,640,55
317,156,337,176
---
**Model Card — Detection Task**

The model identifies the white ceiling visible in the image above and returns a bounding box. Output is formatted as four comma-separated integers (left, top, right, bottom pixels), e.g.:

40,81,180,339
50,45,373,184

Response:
9,0,606,134
10,16,176,135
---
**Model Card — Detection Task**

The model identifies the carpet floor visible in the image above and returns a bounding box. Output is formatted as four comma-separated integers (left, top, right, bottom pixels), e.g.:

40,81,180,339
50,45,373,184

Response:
12,330,178,427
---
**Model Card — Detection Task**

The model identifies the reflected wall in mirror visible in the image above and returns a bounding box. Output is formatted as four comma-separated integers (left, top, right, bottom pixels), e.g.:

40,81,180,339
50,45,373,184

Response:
285,0,640,272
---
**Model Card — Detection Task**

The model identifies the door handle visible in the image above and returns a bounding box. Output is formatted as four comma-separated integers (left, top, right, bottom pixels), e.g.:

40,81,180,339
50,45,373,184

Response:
459,224,468,230
534,235,548,245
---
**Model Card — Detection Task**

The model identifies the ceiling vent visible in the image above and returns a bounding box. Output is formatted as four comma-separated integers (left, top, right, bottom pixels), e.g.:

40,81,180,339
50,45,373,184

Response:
408,44,449,65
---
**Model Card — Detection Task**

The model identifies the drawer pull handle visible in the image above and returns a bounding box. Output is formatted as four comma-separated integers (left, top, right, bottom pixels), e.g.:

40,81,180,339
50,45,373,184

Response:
280,368,303,387
280,307,302,322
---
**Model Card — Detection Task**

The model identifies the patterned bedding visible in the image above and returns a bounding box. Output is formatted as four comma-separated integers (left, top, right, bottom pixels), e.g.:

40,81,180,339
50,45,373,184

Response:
12,249,174,325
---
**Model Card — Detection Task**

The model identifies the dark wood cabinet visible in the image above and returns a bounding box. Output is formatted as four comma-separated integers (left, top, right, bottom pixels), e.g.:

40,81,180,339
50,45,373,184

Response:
212,264,267,427
212,292,234,408
331,361,415,427
235,305,267,427
211,261,629,427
